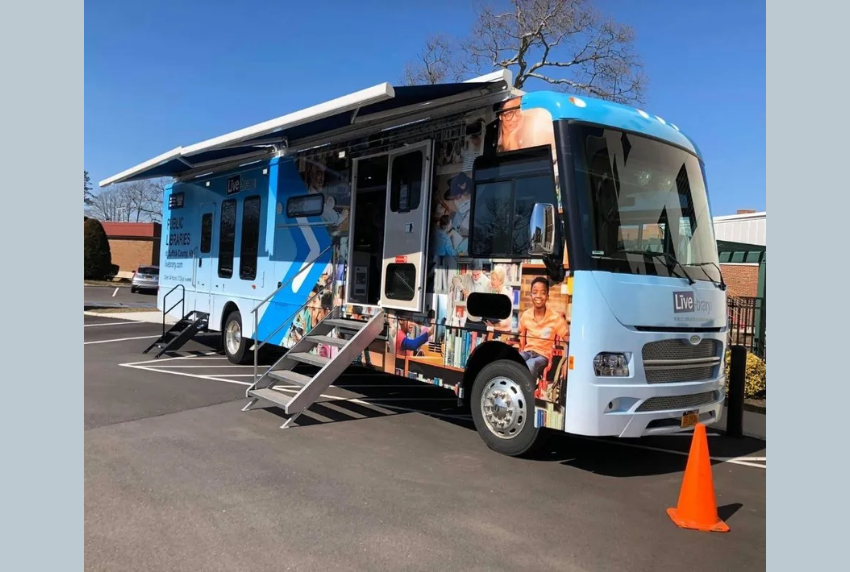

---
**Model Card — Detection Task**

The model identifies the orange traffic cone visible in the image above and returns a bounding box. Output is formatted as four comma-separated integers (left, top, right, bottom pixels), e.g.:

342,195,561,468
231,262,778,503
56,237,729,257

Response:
667,422,730,532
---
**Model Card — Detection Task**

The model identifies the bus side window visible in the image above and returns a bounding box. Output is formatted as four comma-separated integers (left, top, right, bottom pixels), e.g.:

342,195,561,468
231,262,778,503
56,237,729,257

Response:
200,213,212,254
240,196,261,280
218,199,237,279
470,146,557,258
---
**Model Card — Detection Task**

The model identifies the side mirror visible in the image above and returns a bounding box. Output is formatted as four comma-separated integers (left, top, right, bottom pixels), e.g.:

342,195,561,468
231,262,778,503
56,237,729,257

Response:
529,202,555,256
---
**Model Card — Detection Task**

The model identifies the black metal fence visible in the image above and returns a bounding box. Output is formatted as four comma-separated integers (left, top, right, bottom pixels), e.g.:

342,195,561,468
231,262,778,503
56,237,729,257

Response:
727,296,766,361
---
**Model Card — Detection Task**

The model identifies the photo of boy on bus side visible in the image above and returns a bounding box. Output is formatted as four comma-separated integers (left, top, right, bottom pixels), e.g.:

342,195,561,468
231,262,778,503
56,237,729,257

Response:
518,277,568,381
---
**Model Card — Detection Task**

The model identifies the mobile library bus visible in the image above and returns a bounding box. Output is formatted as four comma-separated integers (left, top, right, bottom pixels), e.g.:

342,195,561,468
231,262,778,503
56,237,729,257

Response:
101,70,728,456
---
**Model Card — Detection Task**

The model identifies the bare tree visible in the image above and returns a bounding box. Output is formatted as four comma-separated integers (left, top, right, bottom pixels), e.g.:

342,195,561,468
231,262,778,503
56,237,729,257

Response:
405,0,646,104
403,35,462,85
85,179,165,223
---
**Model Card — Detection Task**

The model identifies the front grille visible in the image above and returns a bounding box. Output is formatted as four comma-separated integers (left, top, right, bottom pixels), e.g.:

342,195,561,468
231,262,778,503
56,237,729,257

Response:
642,338,722,384
636,391,717,412
642,339,720,361
645,366,716,384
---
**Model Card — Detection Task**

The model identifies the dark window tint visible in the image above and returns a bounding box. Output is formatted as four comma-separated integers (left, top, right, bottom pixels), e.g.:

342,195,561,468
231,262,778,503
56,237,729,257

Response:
470,147,557,258
389,151,422,212
218,199,236,278
200,213,212,253
511,175,555,254
287,194,324,218
239,196,261,280
470,181,512,256
384,263,416,301
138,266,159,276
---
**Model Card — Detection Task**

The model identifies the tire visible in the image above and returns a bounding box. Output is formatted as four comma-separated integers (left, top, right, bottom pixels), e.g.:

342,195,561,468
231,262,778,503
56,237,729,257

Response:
222,310,251,364
470,359,545,457
130,286,137,293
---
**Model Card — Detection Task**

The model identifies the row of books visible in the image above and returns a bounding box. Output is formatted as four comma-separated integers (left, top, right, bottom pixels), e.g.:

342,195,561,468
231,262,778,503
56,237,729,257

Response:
443,328,487,369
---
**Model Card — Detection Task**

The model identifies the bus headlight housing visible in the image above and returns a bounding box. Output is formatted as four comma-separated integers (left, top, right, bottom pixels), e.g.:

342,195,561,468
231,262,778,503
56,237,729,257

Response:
593,353,630,377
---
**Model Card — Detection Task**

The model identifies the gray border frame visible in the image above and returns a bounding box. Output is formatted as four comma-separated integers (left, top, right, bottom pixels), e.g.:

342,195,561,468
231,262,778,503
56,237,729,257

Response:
5,0,82,570
770,0,843,570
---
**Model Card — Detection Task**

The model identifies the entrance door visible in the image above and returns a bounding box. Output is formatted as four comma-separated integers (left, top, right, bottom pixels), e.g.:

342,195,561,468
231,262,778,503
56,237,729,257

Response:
195,202,215,313
346,153,389,307
379,140,433,312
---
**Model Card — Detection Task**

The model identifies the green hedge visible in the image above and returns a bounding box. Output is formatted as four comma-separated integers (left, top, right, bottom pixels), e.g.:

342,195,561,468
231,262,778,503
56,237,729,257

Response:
84,219,113,280
724,350,766,398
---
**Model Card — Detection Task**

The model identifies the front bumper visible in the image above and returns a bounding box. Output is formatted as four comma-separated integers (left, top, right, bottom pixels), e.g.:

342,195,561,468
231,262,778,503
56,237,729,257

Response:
566,377,725,438
132,279,158,290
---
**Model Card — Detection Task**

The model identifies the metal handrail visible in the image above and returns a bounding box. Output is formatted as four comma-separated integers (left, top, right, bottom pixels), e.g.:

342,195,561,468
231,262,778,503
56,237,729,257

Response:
162,284,186,338
250,244,333,385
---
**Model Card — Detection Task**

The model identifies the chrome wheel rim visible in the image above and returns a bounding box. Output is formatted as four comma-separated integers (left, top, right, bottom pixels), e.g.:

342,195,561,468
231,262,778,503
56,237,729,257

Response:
480,376,527,439
225,319,242,356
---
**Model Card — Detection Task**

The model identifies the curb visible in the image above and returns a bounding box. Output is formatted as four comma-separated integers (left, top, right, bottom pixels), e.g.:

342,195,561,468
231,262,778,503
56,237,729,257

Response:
84,309,179,325
723,397,766,415
84,303,157,311
743,402,766,414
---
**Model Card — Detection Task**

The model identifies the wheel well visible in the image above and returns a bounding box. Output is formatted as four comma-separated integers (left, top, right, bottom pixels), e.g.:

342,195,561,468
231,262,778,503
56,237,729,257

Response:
220,301,240,331
461,341,525,402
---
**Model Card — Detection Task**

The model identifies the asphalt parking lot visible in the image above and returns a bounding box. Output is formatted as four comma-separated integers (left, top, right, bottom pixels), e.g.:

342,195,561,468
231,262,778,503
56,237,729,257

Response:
84,285,157,309
85,313,766,572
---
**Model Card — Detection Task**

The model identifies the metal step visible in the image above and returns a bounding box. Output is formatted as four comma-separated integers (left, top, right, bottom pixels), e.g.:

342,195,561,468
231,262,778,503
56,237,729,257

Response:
247,388,294,409
243,309,384,422
306,335,348,347
268,370,312,386
323,318,366,331
288,352,330,367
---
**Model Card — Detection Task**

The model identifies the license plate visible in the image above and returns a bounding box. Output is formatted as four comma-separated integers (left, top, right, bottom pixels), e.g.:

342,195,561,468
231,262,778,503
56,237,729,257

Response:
681,409,699,428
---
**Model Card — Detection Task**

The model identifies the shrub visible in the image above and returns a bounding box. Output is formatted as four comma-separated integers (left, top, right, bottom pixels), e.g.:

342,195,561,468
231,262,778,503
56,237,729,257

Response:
724,350,766,398
84,219,113,279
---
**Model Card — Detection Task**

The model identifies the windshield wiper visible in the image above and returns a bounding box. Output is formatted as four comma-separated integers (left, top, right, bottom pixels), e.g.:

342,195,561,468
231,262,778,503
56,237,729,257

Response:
614,250,695,285
685,262,727,290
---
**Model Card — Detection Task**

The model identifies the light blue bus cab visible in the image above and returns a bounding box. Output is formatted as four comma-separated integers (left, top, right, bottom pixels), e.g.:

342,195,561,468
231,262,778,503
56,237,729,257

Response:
101,70,728,457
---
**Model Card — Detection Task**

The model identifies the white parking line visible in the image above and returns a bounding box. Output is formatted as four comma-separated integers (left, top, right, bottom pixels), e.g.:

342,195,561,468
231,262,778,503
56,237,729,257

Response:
584,437,766,469
84,321,148,328
120,352,222,366
85,335,160,345
118,353,766,469
119,363,252,386
138,365,255,369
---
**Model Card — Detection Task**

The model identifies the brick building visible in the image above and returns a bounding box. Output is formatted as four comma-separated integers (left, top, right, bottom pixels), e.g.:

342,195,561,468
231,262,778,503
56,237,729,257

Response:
100,222,162,274
713,210,766,298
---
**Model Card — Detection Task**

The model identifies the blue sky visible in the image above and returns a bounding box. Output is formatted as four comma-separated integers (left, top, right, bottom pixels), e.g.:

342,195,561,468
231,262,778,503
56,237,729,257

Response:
85,0,764,216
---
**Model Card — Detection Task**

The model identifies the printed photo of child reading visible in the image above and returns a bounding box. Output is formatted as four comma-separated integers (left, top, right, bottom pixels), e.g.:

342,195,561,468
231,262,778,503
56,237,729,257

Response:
518,277,568,380
395,318,431,357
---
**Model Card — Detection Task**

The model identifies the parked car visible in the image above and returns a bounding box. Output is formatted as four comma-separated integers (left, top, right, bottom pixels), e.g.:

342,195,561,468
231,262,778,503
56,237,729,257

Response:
131,265,159,293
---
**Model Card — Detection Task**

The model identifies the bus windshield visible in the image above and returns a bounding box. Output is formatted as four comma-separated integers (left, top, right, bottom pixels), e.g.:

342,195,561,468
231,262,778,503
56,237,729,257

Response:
570,124,721,284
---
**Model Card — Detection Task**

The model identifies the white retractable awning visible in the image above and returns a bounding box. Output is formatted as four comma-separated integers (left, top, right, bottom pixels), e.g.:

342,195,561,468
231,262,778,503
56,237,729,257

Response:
99,70,512,187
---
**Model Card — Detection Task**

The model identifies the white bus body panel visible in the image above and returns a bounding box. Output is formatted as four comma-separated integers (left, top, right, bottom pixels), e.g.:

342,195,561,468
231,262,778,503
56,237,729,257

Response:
564,270,727,438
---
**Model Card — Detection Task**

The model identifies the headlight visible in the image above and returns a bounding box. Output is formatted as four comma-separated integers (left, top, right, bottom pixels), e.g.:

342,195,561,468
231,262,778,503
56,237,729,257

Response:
593,353,630,377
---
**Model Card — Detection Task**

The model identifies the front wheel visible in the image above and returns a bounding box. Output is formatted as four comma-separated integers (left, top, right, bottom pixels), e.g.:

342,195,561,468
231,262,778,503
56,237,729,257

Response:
470,359,546,457
222,310,251,364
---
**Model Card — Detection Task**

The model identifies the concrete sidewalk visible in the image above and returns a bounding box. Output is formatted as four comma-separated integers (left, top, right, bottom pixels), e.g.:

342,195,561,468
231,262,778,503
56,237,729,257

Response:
84,310,179,325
